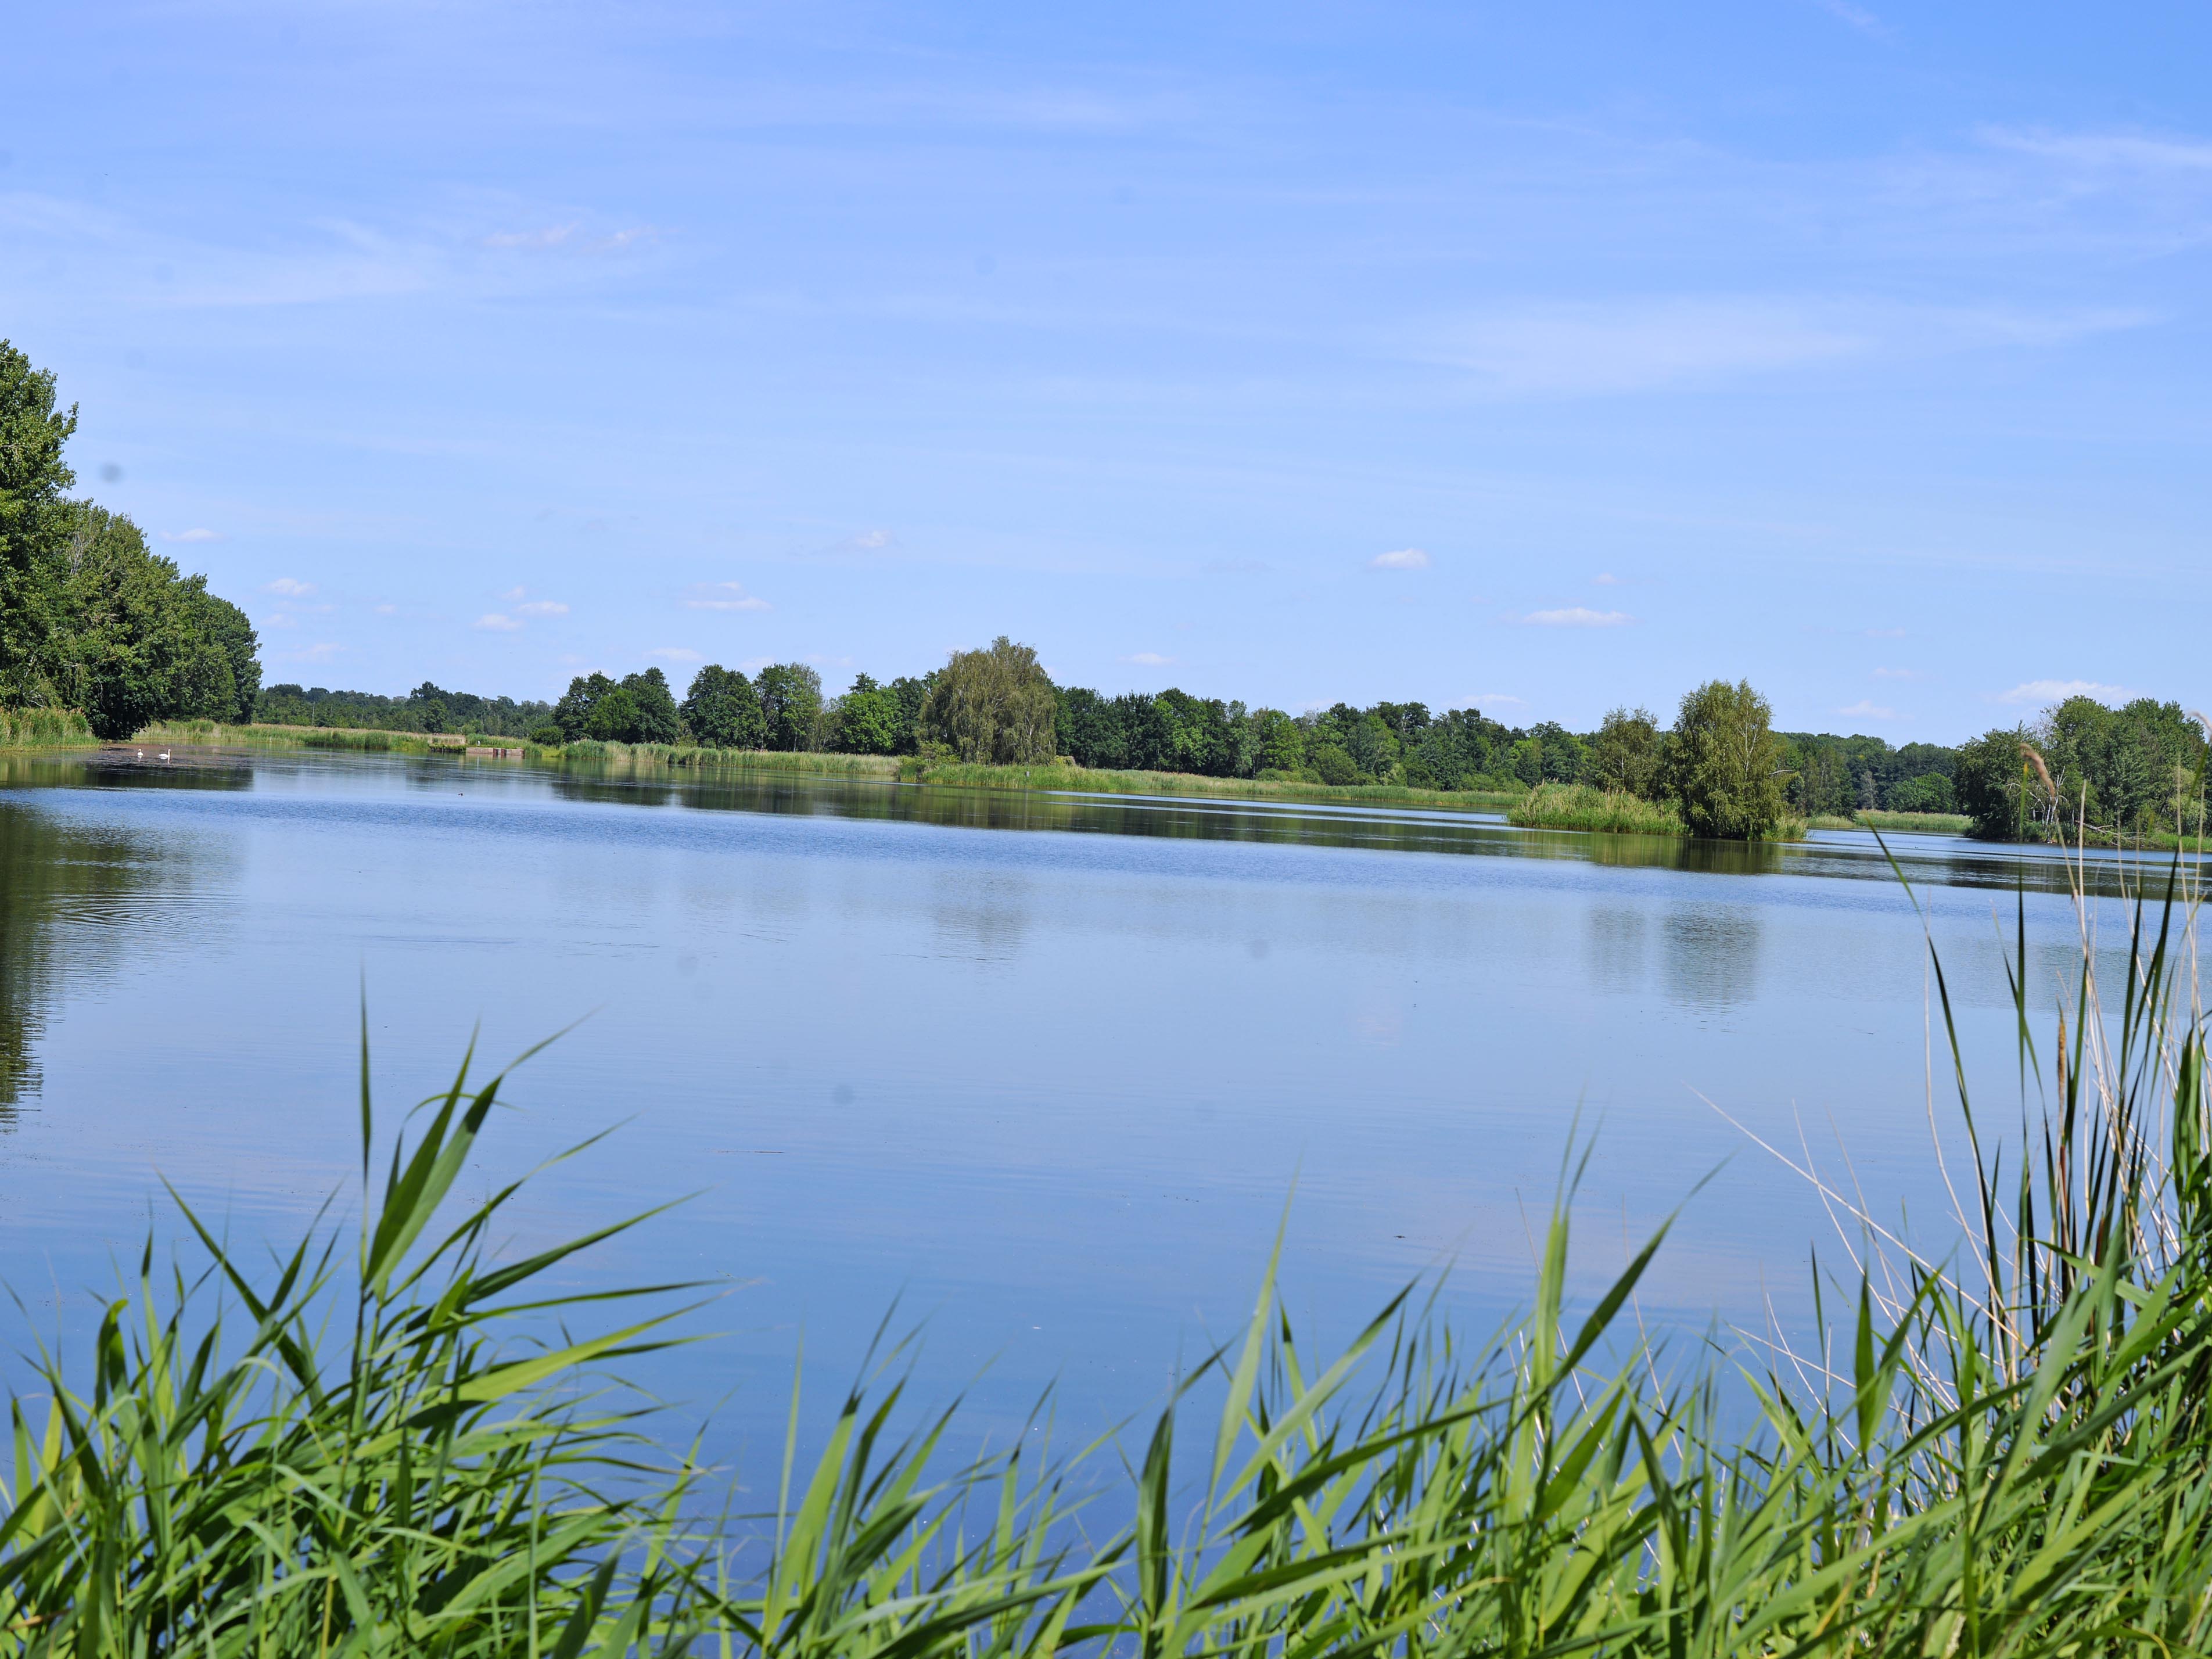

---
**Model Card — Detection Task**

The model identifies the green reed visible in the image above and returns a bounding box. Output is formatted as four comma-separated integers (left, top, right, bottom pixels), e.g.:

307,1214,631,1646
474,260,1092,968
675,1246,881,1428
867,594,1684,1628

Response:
0,709,93,750
1507,781,1689,836
2,832,2207,1653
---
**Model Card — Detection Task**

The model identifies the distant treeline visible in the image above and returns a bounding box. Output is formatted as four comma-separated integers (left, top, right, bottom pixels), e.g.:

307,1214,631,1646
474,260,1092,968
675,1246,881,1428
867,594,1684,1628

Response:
2,343,260,738
255,682,554,739
249,639,2207,842
252,646,2208,845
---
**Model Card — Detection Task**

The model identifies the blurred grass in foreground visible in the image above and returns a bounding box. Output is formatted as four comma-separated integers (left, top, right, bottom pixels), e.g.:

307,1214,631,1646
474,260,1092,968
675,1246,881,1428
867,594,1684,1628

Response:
1,834,2209,1653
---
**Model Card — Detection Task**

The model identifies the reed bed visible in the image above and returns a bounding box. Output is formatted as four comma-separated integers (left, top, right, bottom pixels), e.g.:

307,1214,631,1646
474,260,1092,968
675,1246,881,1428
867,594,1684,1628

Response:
1855,807,1974,834
903,759,1521,812
1507,781,1688,836
2,832,2208,1652
0,708,94,749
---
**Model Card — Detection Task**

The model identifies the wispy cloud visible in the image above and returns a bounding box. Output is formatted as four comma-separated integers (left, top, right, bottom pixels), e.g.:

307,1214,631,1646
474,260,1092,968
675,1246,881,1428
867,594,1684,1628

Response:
684,581,771,612
474,612,525,633
484,224,579,250
280,641,344,663
1591,572,1622,586
1865,627,1906,639
1522,606,1633,627
1997,678,2132,706
1982,127,2212,173
1808,0,1888,38
264,576,314,596
500,586,527,601
517,599,569,617
1471,691,1527,706
852,529,893,549
645,646,702,663
1837,699,1901,720
1429,297,2150,397
1369,547,1430,571
1872,666,1922,680
1123,651,1175,666
161,527,223,544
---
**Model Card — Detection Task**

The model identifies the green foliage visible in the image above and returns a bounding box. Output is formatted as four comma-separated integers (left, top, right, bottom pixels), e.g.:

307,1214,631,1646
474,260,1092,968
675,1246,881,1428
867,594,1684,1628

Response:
1583,705,1664,796
681,662,767,749
1308,741,1362,785
0,340,78,706
830,672,902,755
55,507,240,740
1956,700,2210,842
1886,770,1956,814
0,347,257,737
755,662,824,752
1662,677,1789,839
551,669,683,745
260,681,550,738
919,636,1057,763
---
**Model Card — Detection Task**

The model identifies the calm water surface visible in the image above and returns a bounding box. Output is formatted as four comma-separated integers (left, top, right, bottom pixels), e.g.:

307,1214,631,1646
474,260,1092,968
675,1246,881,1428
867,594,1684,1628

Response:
0,745,2179,1464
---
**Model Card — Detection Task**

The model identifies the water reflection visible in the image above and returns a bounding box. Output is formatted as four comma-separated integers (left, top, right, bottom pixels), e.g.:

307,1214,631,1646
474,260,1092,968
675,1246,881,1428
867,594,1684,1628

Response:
1585,907,1649,997
1662,906,1766,1012
0,807,184,1112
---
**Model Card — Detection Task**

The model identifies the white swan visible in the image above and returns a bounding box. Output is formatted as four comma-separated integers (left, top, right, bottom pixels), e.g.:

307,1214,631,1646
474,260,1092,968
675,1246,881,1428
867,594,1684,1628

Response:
157,751,171,761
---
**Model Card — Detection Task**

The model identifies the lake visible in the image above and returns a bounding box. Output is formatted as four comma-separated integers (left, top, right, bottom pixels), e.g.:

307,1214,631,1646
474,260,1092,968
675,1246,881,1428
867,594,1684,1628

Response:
0,745,2169,1470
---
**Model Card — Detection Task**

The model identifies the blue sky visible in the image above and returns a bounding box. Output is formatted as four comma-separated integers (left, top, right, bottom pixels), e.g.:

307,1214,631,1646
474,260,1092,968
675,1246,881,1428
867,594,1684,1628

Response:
6,2,2209,736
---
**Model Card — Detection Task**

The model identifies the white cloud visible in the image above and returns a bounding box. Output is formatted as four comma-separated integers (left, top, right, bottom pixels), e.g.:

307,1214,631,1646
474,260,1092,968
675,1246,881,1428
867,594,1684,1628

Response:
1997,678,2133,706
517,599,569,617
852,529,892,549
1123,651,1175,666
500,585,527,601
1865,627,1906,638
484,224,579,250
1837,700,1901,721
1522,607,1633,627
259,613,297,629
645,646,702,663
1591,572,1622,586
373,602,397,616
161,527,223,544
1809,0,1887,37
684,581,771,612
1872,666,1922,680
282,641,344,663
1983,127,2212,173
1430,297,2149,397
1369,547,1430,571
474,612,525,632
264,576,315,596
1470,691,1527,706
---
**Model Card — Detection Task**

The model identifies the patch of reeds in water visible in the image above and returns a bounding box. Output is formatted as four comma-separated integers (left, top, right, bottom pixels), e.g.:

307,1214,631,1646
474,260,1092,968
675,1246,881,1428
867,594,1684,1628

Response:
1507,780,1688,836
3,840,2209,1652
0,708,94,750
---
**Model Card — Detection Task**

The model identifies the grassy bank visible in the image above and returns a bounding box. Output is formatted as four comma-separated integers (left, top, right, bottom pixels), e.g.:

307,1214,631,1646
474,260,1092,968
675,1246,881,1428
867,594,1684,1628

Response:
2,863,2206,1651
0,707,94,749
1856,807,1973,834
900,756,1522,811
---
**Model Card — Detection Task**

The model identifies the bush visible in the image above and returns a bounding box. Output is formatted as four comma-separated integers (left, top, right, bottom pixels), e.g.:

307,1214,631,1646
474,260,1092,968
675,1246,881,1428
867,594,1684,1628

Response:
527,722,563,746
1308,742,1362,785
